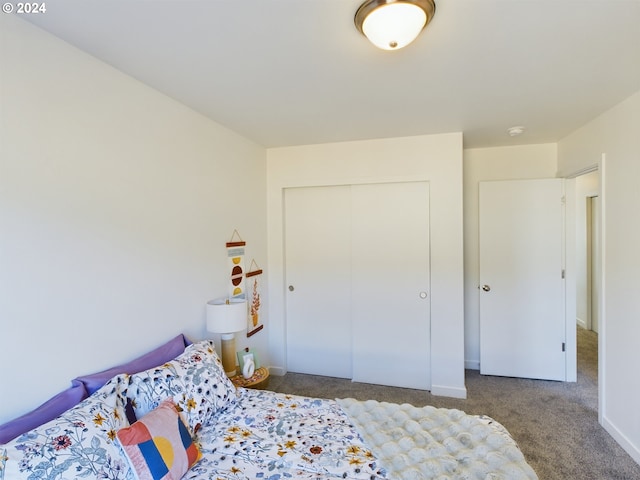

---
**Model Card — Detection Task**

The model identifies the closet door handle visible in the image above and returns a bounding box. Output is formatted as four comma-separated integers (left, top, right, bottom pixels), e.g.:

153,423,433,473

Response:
481,285,491,292
288,285,295,292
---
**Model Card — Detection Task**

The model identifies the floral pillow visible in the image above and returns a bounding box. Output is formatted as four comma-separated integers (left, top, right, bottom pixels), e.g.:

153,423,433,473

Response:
0,379,88,444
0,374,134,480
122,340,237,434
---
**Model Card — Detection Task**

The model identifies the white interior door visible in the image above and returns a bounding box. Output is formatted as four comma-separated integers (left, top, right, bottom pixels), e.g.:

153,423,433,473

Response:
351,182,430,389
284,186,352,378
479,179,566,381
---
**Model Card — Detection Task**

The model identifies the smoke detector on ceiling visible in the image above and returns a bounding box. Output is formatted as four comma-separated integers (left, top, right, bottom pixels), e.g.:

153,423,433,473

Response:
507,126,525,137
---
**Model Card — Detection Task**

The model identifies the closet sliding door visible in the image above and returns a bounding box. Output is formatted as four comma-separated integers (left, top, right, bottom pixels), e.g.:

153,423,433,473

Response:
284,186,352,378
284,182,431,389
351,182,431,389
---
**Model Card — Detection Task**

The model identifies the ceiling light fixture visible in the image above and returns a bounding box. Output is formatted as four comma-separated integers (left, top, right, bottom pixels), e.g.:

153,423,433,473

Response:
355,0,436,51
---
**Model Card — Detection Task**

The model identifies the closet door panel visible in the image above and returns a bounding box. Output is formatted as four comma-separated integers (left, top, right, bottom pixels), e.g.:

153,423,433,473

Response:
284,186,352,378
351,182,431,389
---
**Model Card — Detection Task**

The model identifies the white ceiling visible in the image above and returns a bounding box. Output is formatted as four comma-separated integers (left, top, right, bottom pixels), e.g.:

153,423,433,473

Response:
24,0,640,149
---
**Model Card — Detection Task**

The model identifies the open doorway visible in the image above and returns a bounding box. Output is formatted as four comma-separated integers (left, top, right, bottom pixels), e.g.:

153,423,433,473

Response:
575,171,599,332
575,170,599,385
586,194,600,334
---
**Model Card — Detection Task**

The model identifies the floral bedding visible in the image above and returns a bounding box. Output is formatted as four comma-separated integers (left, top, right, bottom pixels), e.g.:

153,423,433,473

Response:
0,374,133,479
0,339,537,480
186,388,385,480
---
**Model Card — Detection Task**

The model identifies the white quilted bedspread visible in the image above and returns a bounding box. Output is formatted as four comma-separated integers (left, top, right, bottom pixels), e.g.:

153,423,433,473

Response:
337,398,538,480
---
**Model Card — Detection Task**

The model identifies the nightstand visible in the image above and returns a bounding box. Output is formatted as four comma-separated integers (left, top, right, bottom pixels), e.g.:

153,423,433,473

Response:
230,366,270,389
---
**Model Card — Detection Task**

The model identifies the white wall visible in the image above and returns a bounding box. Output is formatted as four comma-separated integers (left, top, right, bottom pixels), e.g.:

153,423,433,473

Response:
462,144,558,368
558,89,640,464
574,171,599,329
0,16,267,424
266,133,466,398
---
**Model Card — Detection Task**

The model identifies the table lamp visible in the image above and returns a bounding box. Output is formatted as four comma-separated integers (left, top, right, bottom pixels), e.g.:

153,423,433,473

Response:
206,298,247,376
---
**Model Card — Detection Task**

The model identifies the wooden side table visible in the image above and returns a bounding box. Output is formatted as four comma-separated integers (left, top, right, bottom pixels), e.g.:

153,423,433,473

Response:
231,366,270,389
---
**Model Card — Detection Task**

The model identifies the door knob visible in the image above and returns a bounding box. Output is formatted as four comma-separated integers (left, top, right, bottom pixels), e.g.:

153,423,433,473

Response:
419,291,428,299
288,285,295,292
481,285,491,292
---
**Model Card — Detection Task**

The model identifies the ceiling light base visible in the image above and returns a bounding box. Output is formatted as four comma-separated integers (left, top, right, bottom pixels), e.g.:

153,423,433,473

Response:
355,0,436,51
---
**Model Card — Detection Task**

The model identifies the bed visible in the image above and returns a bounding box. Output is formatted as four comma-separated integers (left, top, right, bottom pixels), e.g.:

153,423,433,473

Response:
0,338,538,479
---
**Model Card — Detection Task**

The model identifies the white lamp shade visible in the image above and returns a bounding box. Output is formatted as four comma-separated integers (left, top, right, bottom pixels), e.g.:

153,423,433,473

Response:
362,2,427,50
206,298,247,334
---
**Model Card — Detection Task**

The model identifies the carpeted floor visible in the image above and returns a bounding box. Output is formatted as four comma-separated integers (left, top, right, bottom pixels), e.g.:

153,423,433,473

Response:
268,327,640,479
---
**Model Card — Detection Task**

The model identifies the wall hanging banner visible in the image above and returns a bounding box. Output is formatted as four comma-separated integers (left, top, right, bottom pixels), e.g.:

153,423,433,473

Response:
227,230,246,300
246,259,264,337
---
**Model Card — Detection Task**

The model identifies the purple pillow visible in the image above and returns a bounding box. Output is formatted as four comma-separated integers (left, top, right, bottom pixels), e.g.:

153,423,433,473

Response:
0,379,88,444
75,334,190,395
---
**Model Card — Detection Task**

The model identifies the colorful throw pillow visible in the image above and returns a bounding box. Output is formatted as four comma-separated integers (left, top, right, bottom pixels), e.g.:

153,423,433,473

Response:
117,399,201,480
0,374,133,480
0,379,88,444
123,341,237,432
77,334,191,395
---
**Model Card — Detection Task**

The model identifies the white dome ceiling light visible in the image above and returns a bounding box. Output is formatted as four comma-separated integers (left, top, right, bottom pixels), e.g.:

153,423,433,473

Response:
355,0,436,51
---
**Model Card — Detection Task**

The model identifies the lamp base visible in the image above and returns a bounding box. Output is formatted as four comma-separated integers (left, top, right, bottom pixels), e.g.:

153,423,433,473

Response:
220,333,238,377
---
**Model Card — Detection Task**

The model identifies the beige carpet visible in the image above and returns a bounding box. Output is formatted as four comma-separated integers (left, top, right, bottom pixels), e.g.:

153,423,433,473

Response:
268,327,640,479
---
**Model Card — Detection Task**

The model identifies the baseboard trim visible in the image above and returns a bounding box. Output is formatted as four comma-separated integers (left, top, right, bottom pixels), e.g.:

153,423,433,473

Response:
431,384,467,399
267,366,286,376
465,360,480,370
267,368,469,400
602,414,640,465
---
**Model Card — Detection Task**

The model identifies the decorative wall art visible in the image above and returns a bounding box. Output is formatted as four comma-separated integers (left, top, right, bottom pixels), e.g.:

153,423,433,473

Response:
246,259,264,337
226,230,246,300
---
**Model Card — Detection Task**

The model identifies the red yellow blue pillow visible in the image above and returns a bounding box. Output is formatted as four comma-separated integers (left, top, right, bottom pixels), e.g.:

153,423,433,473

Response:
116,399,201,480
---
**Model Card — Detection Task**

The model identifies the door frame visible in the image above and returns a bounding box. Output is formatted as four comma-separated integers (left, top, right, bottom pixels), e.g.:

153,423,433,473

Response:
565,178,578,382
563,161,604,423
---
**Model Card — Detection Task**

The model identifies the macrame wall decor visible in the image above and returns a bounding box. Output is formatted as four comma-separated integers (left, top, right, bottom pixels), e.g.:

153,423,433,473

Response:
226,230,246,300
225,231,265,337
246,259,264,337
